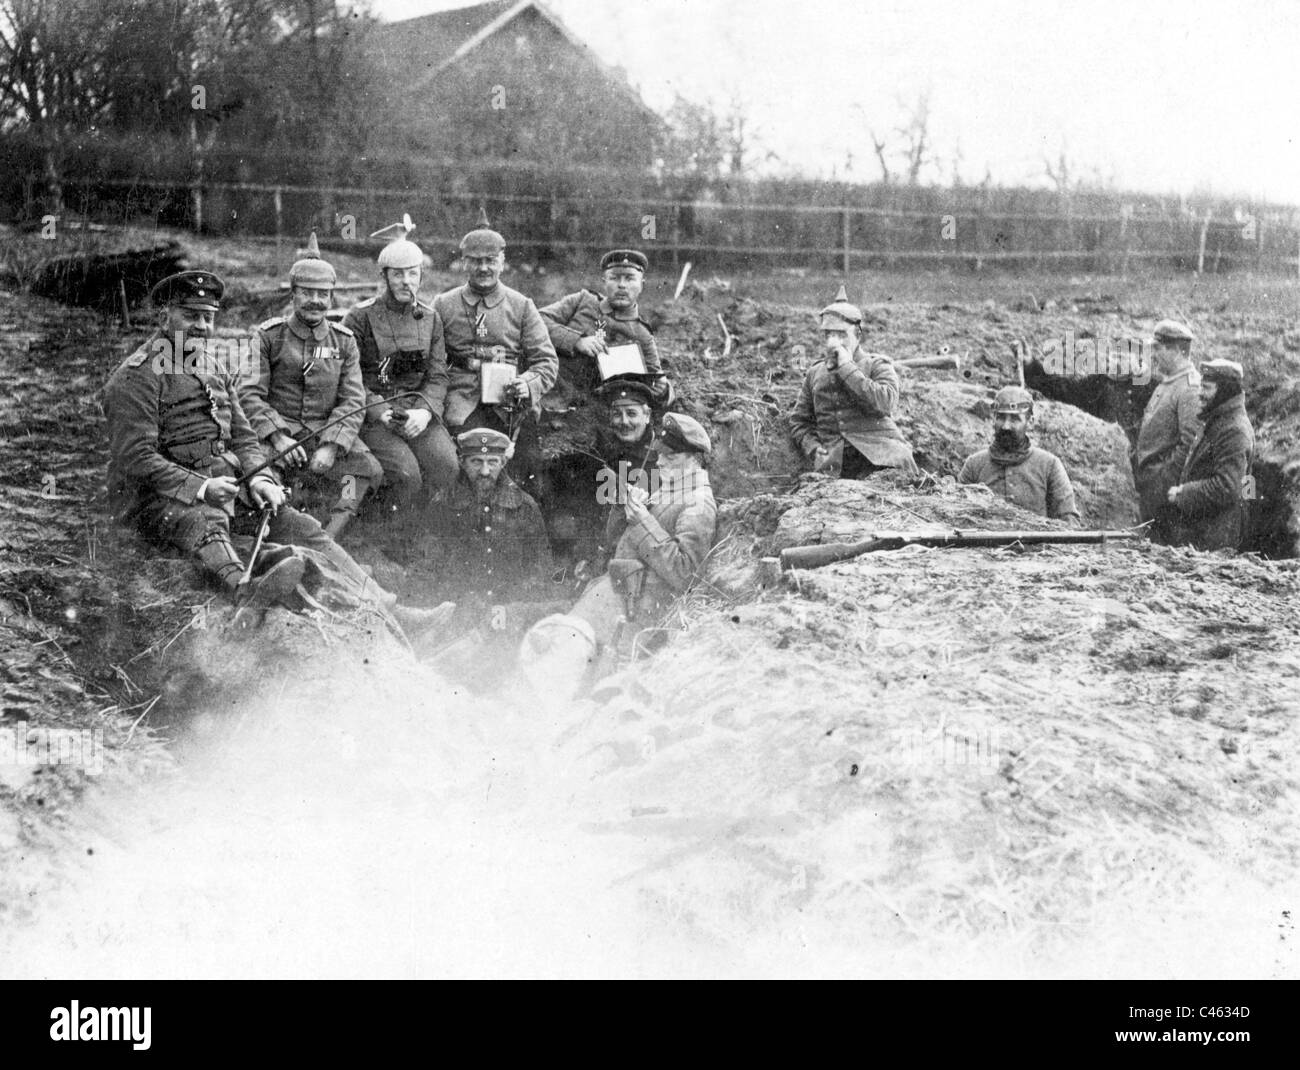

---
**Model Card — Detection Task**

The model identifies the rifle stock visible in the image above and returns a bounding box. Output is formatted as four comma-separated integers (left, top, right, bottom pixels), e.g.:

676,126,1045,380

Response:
779,528,1143,571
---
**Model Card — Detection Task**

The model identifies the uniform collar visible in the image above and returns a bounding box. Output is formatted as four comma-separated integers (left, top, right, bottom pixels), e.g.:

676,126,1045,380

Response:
1160,362,1199,385
597,294,638,320
288,312,330,341
462,283,505,309
381,290,421,314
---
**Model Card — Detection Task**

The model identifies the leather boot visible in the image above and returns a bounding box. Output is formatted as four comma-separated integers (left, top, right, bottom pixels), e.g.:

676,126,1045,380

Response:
196,530,247,591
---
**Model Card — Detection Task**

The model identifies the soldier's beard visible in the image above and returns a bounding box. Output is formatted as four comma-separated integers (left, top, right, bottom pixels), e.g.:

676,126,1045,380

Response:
993,429,1029,453
472,475,498,501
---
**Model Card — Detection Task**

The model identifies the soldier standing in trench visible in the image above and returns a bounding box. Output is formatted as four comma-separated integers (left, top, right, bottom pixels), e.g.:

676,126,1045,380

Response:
789,286,919,478
1166,359,1255,551
958,386,1081,525
1131,320,1201,544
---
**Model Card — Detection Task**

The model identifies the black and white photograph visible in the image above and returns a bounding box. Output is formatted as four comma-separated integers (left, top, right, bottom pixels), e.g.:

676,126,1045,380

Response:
1,0,1297,992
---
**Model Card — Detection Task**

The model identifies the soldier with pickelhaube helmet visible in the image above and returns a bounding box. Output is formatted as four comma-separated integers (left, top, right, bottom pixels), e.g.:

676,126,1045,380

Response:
342,215,459,513
241,232,383,540
432,207,558,499
540,247,674,407
789,283,919,478
958,385,1081,524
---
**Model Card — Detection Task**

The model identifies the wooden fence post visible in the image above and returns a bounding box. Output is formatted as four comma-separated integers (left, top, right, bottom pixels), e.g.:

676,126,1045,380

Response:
1196,208,1211,275
841,208,851,275
274,186,283,275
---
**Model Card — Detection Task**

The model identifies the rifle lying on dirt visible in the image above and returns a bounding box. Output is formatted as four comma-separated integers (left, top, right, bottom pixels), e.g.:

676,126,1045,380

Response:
779,528,1144,571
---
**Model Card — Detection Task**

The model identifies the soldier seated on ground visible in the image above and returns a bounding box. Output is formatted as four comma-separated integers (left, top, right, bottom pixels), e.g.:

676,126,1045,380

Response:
342,218,459,517
519,413,718,703
432,210,558,502
103,269,444,634
241,233,384,540
958,386,1081,525
416,428,564,678
789,285,919,478
539,248,674,407
1165,358,1256,552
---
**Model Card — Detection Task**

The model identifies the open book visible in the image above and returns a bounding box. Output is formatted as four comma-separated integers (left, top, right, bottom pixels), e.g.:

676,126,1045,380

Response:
597,343,647,380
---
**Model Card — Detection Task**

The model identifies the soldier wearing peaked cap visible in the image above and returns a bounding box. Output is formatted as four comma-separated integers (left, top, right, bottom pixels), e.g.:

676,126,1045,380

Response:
102,268,397,618
343,216,460,514
958,386,1081,524
1131,318,1201,544
789,284,919,478
1166,358,1255,551
519,411,717,700
540,247,674,408
592,376,659,506
239,233,383,540
418,426,554,611
432,208,558,500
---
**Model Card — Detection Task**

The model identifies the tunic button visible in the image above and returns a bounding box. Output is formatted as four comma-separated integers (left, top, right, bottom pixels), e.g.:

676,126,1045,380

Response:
484,525,491,532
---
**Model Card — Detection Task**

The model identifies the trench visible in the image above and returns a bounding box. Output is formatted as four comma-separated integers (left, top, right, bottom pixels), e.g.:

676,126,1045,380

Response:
1025,360,1298,558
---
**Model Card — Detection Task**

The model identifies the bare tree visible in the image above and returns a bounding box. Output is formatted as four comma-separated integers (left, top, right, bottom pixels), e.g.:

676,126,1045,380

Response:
868,127,892,184
897,89,933,186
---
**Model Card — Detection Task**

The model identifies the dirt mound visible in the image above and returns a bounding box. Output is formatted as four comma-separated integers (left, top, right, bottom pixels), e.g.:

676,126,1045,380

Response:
546,477,1300,974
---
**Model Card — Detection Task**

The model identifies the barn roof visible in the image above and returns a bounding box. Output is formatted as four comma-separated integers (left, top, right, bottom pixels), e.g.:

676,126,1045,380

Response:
371,0,659,123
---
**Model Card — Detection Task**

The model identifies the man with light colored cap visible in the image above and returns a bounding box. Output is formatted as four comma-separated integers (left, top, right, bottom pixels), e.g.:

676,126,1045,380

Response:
103,269,401,625
343,217,459,512
1166,358,1255,551
1131,319,1201,543
241,233,383,540
432,209,558,498
958,386,1080,524
539,248,674,407
789,285,919,478
518,412,717,702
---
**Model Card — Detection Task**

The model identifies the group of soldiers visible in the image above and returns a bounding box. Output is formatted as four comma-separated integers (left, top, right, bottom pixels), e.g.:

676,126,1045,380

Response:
102,216,712,689
102,217,1257,691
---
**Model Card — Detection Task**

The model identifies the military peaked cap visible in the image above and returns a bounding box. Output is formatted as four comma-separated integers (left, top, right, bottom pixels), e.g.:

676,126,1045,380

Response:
149,270,224,310
659,412,711,455
601,249,648,273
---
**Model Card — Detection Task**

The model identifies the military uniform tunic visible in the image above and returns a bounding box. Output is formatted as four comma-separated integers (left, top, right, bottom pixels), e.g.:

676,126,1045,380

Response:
1132,364,1200,534
241,313,383,495
539,290,672,404
789,346,918,475
958,446,1081,524
432,282,558,429
103,336,333,565
1171,392,1255,551
426,471,554,603
341,293,458,500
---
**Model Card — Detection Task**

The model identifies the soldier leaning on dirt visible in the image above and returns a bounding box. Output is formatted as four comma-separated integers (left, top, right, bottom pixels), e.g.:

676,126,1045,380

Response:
343,221,459,510
958,386,1081,525
518,413,718,701
1166,359,1256,551
241,234,384,540
432,212,559,500
1131,319,1201,544
102,270,396,620
789,288,919,478
538,248,674,407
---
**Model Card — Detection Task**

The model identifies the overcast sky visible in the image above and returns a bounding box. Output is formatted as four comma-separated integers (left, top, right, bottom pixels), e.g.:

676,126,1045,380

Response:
375,0,1300,204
